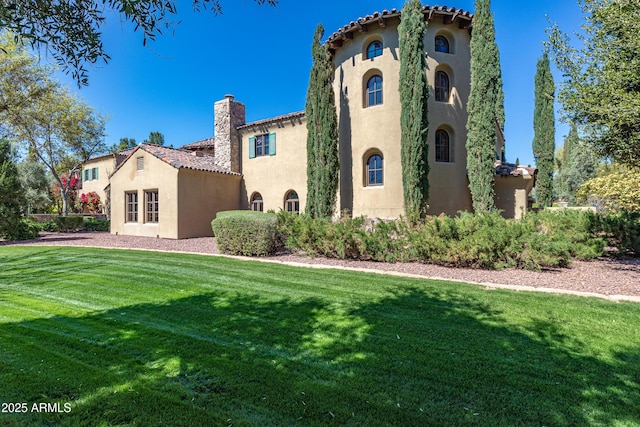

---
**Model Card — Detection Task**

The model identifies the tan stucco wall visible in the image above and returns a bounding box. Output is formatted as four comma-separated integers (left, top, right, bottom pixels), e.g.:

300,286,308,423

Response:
332,18,473,218
82,155,116,212
239,118,308,213
109,150,179,239
177,169,241,239
495,175,536,220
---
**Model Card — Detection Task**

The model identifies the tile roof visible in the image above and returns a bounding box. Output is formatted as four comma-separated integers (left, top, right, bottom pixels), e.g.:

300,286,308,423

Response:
111,144,240,177
181,137,215,150
327,5,473,47
495,161,537,179
237,111,306,130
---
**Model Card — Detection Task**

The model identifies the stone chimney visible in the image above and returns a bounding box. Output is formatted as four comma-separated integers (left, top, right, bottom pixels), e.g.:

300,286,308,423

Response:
214,94,246,173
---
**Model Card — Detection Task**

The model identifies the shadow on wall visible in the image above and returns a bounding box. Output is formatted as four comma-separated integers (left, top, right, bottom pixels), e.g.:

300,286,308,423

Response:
339,66,354,215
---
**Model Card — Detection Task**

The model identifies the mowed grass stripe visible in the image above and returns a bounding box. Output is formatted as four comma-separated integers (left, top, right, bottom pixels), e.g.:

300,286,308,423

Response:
0,246,639,426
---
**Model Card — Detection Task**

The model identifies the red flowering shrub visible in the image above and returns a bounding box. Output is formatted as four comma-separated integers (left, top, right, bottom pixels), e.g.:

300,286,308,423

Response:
79,191,101,213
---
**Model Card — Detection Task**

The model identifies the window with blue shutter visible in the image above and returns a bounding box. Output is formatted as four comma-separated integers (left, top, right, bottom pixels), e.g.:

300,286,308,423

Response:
250,133,276,158
248,136,256,159
269,133,276,156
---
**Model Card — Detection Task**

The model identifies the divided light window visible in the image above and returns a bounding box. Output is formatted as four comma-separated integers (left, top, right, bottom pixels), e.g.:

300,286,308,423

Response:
145,190,159,223
126,192,138,223
83,167,99,181
248,133,276,159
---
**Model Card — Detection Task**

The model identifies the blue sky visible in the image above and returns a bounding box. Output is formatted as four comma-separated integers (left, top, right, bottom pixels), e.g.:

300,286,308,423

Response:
55,0,584,167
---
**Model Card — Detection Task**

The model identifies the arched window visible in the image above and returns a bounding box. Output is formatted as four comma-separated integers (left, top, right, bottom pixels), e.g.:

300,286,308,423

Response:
435,35,450,53
435,71,450,102
285,191,299,214
366,40,383,59
251,193,263,212
366,75,383,107
366,153,383,186
435,129,452,163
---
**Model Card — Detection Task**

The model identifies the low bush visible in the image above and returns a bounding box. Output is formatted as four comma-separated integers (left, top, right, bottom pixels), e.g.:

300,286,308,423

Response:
276,210,606,270
212,210,278,256
52,216,84,232
13,218,41,240
589,211,640,255
83,218,110,232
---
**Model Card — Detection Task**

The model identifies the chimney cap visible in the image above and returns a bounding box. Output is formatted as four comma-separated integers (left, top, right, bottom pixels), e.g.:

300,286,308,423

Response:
224,94,234,100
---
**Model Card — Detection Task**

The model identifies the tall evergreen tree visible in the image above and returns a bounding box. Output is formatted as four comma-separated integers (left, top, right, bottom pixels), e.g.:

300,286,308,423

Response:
466,0,504,212
398,0,430,216
532,51,556,207
305,24,339,218
0,139,23,240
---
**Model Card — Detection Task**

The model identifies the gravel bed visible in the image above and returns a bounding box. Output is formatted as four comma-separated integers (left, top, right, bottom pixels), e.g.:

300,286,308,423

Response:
3,231,639,301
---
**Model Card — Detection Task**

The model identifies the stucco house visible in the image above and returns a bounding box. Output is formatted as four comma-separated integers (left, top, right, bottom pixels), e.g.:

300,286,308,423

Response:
92,4,536,239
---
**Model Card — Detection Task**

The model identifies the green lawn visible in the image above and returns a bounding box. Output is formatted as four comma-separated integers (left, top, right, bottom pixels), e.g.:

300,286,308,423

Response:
1,246,639,426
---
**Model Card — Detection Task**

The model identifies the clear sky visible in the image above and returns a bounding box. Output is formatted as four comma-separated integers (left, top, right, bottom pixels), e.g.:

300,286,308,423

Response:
55,0,584,167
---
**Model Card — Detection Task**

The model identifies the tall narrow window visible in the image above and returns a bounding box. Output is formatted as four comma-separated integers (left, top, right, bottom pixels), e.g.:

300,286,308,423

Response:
366,153,383,186
435,71,450,102
366,40,383,59
126,192,138,223
145,190,159,223
435,129,451,163
435,35,450,53
366,75,383,107
251,193,264,212
285,191,299,214
136,157,144,170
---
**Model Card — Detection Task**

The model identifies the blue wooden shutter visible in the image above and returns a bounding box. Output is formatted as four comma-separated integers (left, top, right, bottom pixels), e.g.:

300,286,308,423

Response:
248,136,256,159
94,167,98,180
269,132,276,156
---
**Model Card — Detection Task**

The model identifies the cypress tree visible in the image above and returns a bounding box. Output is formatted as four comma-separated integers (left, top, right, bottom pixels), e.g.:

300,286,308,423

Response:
398,0,430,216
305,24,339,218
532,51,556,208
466,0,504,212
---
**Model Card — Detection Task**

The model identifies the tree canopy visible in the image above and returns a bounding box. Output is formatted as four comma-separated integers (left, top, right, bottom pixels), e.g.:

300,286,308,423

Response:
0,0,278,86
547,0,640,168
0,34,106,216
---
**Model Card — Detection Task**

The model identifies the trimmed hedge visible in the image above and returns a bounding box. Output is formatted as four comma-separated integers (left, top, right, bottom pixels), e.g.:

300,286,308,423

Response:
212,210,278,257
52,216,84,232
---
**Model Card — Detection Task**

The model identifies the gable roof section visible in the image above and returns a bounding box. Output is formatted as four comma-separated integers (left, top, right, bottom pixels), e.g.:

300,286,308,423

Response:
110,143,240,178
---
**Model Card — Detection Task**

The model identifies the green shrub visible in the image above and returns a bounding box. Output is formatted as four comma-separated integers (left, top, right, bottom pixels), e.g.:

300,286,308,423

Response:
83,218,110,232
14,218,41,240
52,216,84,232
212,210,278,257
589,211,640,255
277,209,607,270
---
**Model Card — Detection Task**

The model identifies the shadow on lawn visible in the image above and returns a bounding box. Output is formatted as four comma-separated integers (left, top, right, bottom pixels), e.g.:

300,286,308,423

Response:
2,287,639,426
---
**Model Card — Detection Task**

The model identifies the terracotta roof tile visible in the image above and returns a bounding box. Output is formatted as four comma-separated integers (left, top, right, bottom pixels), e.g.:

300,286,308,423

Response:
237,111,306,130
110,144,240,177
139,144,239,175
182,137,215,150
327,5,473,47
495,161,537,179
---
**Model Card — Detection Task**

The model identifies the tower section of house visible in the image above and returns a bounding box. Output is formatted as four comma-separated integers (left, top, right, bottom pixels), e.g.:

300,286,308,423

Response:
328,6,474,217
